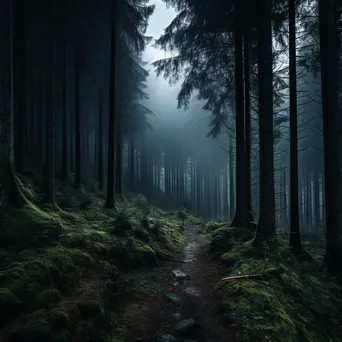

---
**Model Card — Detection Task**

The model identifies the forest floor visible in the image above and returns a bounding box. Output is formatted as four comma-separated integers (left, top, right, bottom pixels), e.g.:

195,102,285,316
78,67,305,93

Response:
1,178,342,342
117,223,236,342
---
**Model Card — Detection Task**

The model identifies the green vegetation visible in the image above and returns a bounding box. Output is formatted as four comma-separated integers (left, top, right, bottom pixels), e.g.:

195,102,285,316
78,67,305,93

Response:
205,224,342,342
0,180,184,342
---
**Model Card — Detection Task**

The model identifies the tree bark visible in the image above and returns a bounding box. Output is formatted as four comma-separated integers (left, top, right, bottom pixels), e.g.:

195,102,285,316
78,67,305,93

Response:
106,0,117,208
98,89,104,190
44,8,56,203
318,0,341,275
13,0,26,173
61,43,69,183
231,0,249,228
0,0,20,208
289,0,302,249
74,45,82,189
254,0,276,243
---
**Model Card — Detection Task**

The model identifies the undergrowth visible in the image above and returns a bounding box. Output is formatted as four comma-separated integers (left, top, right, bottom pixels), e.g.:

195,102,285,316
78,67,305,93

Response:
206,224,342,342
0,179,184,342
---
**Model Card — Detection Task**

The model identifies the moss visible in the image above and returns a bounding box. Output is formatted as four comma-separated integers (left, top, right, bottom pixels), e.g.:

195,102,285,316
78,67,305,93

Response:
1,177,186,342
213,232,342,342
205,221,227,232
77,299,104,318
107,237,158,270
0,203,64,247
0,287,21,323
210,226,254,256
36,288,61,307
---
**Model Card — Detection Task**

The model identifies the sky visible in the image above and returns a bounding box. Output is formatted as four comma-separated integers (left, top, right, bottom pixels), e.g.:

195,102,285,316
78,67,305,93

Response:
142,0,182,119
143,0,177,64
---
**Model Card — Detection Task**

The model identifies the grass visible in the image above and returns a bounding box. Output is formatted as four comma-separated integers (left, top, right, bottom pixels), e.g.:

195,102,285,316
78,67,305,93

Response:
204,223,342,342
0,179,184,342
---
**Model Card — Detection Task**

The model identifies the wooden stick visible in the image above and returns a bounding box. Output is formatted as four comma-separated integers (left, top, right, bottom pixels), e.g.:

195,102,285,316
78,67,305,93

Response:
221,274,265,281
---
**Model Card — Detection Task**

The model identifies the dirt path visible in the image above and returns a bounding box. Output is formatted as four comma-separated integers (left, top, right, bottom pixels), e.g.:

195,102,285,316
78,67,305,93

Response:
125,223,236,342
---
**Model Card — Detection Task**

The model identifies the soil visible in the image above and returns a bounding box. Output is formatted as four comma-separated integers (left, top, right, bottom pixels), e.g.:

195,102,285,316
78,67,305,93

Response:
124,223,236,342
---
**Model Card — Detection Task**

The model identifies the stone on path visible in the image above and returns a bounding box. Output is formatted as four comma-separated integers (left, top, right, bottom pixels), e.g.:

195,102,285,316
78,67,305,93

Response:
165,293,183,305
172,269,188,279
155,334,179,342
183,286,200,297
172,312,183,321
174,318,198,334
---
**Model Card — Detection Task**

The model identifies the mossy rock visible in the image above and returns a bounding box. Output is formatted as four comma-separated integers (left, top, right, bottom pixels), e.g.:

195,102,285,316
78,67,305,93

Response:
210,227,254,255
1,246,89,314
0,204,64,247
205,221,227,232
107,237,158,270
77,299,104,318
61,228,111,255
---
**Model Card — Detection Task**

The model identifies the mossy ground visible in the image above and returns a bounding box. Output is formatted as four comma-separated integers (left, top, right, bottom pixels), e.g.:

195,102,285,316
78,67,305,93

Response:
0,179,184,342
204,224,342,342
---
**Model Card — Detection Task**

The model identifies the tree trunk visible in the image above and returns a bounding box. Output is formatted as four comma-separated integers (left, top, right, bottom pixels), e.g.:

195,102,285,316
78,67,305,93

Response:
0,0,20,208
229,138,235,221
318,0,341,275
74,45,82,189
244,0,253,222
44,31,56,203
61,42,69,183
255,0,276,243
231,0,249,228
129,138,135,194
289,0,302,249
13,0,26,173
106,0,116,208
115,130,123,197
98,89,104,190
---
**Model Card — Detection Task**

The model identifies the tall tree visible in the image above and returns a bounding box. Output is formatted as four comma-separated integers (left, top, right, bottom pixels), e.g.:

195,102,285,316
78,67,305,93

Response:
254,0,276,243
106,0,117,208
98,89,104,191
231,0,249,228
61,43,69,183
289,0,303,249
74,45,82,189
44,40,56,203
13,0,26,173
0,0,19,208
318,0,341,275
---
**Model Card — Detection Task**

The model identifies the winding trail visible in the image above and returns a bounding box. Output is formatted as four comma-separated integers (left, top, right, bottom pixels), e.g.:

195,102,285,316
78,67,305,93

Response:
127,223,236,342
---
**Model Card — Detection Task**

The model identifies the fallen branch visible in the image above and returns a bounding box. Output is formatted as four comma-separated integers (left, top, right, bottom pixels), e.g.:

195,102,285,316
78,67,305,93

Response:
221,274,265,281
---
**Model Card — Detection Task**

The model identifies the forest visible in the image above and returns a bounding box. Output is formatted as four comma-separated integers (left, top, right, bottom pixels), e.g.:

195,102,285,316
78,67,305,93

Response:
0,0,341,341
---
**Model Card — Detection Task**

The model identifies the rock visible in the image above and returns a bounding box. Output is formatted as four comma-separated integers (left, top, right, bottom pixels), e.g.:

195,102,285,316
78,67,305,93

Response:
155,334,179,342
174,318,198,335
172,312,183,321
209,235,232,254
165,293,183,305
172,269,187,279
183,286,200,297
